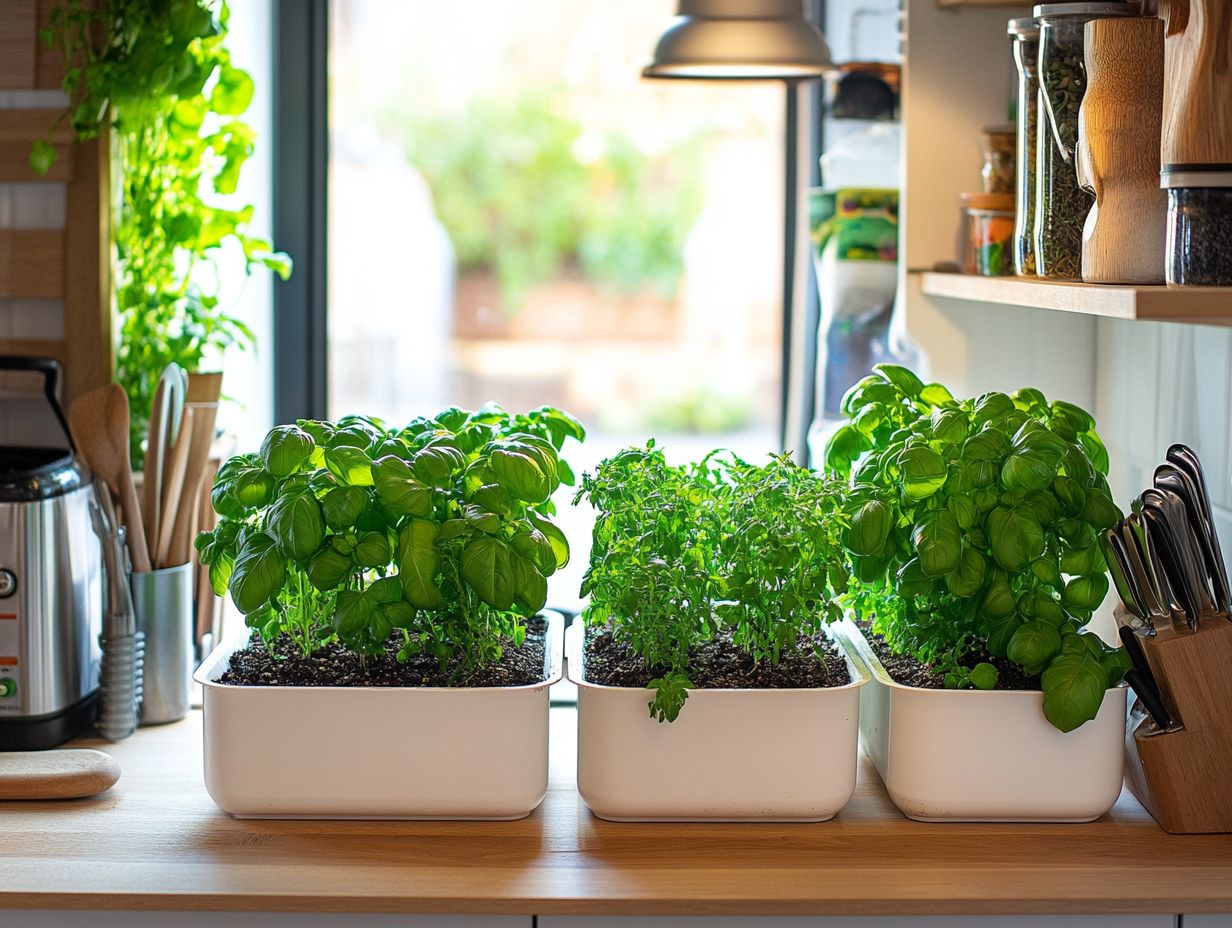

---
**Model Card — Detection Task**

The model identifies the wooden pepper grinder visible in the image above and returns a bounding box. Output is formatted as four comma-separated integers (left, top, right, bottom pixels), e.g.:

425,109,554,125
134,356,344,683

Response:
1160,0,1232,169
1077,16,1167,284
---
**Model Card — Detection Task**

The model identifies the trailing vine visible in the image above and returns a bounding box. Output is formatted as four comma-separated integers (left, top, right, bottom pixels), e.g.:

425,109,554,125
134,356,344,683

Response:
36,0,291,463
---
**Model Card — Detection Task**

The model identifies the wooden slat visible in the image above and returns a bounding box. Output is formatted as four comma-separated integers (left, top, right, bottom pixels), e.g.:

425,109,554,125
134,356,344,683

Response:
0,230,64,299
0,0,38,89
35,0,65,90
0,338,65,367
0,108,74,181
62,130,110,404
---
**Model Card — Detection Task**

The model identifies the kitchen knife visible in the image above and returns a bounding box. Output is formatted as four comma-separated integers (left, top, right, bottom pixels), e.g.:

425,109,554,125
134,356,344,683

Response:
1154,462,1230,612
1125,668,1174,730
1103,528,1148,624
1122,517,1175,626
1144,487,1217,618
1166,444,1231,614
1141,504,1201,628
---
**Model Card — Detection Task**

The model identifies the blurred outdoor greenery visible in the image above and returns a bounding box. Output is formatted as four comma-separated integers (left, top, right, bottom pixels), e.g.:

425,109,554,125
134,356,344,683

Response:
388,91,705,309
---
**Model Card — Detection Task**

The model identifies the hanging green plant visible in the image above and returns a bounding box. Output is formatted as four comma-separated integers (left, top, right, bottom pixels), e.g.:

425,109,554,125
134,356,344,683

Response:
36,0,291,464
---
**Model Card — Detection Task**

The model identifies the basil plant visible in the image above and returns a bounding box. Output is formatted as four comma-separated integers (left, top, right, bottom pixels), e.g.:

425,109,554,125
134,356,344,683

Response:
196,405,584,673
825,365,1131,732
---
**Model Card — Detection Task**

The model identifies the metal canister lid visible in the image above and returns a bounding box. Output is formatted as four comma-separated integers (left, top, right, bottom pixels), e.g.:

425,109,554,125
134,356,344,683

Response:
1161,165,1232,189
1033,2,1139,19
1008,16,1040,37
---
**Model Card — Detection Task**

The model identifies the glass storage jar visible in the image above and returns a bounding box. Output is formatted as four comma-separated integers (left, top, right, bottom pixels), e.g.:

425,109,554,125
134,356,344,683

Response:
1164,168,1232,286
1033,2,1138,280
981,124,1016,195
963,193,1015,276
1008,17,1039,276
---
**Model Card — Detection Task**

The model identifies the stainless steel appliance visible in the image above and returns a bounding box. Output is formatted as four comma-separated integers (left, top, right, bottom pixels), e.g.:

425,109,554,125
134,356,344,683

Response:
0,357,102,750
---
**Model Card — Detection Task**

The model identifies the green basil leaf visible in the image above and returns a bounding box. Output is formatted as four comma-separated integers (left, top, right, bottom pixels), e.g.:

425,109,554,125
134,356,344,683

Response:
355,531,392,569
899,446,948,501
1007,620,1062,673
411,445,466,487
848,499,892,556
913,509,962,577
527,513,569,569
260,425,315,478
824,424,873,478
511,527,558,576
233,467,275,508
919,382,955,406
969,662,999,690
1079,488,1121,531
984,613,1022,657
321,485,369,531
373,455,434,517
874,363,924,397
324,444,374,486
1041,651,1108,732
306,546,351,592
987,506,1045,572
397,520,440,609
266,492,325,560
489,448,551,503
1062,573,1109,611
511,552,548,614
333,588,373,637
460,535,515,611
229,532,287,614
471,482,513,516
896,557,934,598
945,547,986,598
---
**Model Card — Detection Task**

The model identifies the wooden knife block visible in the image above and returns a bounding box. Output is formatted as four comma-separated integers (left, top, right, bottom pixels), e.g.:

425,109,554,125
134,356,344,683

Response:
1125,618,1232,834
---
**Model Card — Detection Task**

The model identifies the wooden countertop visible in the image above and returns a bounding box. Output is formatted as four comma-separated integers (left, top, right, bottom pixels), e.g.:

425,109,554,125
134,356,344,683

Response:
1,708,1231,917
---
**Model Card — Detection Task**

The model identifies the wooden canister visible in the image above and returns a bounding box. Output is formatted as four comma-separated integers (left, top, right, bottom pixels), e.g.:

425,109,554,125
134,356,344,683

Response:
1160,0,1232,168
1077,16,1167,283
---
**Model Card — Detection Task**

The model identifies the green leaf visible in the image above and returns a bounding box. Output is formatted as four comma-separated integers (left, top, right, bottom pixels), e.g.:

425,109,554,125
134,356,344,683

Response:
946,548,986,598
899,446,948,501
987,506,1045,572
1007,620,1062,673
874,363,924,397
973,392,1016,425
333,588,373,638
397,519,440,609
1041,651,1109,732
1079,488,1121,531
260,425,315,478
306,545,351,592
228,533,287,614
824,424,872,477
325,444,374,486
266,492,325,561
527,513,570,569
512,527,558,576
460,536,516,611
411,445,466,487
1062,573,1109,611
355,531,392,569
919,382,955,406
471,482,513,516
848,499,891,556
913,509,962,577
321,485,369,531
373,455,434,517
984,614,1022,657
463,504,501,535
511,553,548,614
896,558,934,597
489,448,551,503
233,468,275,508
969,662,999,690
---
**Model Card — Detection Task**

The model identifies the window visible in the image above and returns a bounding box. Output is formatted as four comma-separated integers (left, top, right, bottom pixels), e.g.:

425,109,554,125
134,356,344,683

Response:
327,0,788,608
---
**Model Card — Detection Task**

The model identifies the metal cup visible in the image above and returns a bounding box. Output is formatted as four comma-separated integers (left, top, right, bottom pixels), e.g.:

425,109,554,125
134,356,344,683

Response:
130,563,193,724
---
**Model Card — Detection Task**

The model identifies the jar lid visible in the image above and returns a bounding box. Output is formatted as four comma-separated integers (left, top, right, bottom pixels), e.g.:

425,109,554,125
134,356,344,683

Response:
1161,165,1232,189
1033,2,1138,19
962,192,1015,211
1007,16,1040,37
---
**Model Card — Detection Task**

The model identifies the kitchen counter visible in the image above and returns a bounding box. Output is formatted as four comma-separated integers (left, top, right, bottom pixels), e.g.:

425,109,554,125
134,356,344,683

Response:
1,708,1231,919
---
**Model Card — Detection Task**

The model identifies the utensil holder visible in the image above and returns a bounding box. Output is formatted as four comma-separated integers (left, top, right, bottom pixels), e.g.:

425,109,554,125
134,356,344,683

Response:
130,563,194,725
1124,617,1232,834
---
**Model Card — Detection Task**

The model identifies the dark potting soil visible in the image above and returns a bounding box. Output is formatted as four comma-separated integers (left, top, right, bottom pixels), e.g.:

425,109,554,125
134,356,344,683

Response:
218,617,547,688
582,624,850,690
859,623,1042,691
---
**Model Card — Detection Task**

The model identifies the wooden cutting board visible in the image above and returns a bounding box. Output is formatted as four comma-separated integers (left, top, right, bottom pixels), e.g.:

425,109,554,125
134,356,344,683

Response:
0,749,120,799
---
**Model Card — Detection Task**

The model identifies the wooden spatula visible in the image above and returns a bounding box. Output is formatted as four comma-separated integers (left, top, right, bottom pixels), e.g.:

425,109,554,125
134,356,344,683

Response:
69,385,151,573
160,402,219,568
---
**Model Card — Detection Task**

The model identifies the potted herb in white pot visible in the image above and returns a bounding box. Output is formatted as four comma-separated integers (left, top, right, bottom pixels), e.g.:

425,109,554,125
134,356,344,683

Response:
193,404,583,819
568,445,867,822
825,366,1131,822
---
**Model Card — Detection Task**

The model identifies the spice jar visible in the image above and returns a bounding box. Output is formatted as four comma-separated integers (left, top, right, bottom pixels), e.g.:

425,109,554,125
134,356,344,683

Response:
1008,17,1040,275
1164,168,1232,286
963,193,1015,277
1034,2,1138,280
981,124,1016,195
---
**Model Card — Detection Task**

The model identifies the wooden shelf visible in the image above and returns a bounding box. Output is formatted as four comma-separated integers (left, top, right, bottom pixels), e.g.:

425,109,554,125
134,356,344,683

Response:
3,708,1232,917
917,271,1232,325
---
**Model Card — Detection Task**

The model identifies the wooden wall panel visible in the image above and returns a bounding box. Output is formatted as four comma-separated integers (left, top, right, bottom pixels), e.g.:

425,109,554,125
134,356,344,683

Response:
0,230,64,298
0,1,38,89
62,131,110,404
0,108,73,181
35,0,69,90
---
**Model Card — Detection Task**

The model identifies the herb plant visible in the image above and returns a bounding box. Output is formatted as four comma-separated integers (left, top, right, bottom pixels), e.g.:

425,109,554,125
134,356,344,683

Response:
195,405,584,677
825,365,1131,732
38,0,291,462
577,444,849,721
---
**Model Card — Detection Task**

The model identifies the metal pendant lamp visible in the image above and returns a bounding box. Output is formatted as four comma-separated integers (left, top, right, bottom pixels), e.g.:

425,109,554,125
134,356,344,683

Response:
643,0,832,81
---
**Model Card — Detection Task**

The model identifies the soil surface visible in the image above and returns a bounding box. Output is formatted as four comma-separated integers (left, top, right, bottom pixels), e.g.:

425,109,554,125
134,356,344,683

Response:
583,624,850,689
218,617,547,688
859,623,1042,691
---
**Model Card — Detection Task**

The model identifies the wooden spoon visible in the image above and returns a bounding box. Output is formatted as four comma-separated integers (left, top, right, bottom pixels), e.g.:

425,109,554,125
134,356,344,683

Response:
69,385,151,573
161,402,219,568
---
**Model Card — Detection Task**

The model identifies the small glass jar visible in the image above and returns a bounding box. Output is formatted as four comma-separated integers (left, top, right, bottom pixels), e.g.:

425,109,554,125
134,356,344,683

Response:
1008,17,1040,275
963,193,1016,276
1033,2,1138,280
1164,169,1232,286
981,124,1016,195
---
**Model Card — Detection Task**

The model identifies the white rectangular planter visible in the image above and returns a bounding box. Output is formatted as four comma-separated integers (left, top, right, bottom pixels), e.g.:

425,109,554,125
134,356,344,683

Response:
566,621,868,822
194,612,563,820
833,621,1127,823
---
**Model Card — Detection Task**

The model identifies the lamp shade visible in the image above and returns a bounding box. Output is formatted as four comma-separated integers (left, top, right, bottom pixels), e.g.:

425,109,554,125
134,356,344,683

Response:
643,0,832,80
